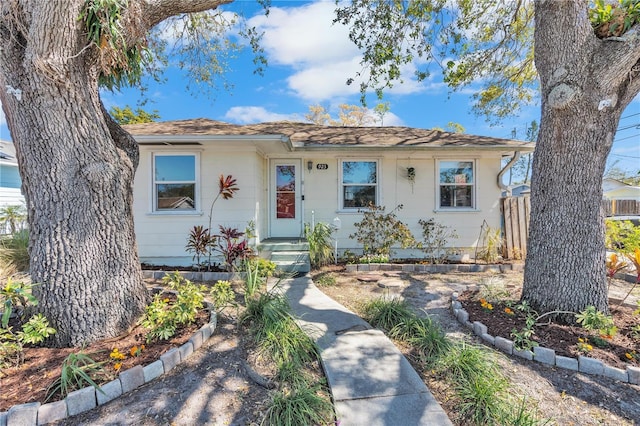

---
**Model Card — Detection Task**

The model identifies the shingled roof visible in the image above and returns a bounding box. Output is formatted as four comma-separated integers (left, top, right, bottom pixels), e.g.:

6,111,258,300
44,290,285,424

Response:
123,118,534,151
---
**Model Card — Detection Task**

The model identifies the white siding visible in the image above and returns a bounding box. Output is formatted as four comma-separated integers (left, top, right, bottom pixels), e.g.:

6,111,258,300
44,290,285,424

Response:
134,146,265,265
301,153,503,257
134,144,506,265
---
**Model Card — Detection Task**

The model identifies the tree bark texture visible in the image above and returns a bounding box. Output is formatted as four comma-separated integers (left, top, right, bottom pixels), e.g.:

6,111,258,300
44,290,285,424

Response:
523,0,640,316
0,0,230,347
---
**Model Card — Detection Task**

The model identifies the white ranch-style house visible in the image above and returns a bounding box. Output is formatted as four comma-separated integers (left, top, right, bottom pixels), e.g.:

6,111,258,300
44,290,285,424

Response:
124,119,534,266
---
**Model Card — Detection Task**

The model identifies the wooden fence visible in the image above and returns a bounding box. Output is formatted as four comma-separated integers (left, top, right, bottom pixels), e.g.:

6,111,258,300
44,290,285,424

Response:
501,196,530,260
601,199,640,217
501,197,640,260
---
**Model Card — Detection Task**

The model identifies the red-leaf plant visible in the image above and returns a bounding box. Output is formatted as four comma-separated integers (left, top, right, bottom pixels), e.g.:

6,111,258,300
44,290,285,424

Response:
213,226,253,272
185,175,240,271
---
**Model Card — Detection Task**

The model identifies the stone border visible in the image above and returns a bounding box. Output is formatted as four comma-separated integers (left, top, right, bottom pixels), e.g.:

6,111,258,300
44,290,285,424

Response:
345,262,524,274
0,297,217,426
449,294,640,385
142,270,237,282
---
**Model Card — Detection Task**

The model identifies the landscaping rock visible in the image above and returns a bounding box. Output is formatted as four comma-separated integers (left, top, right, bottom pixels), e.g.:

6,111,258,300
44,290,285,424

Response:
472,321,487,337
481,333,495,345
65,386,96,416
96,379,123,406
143,360,165,383
160,347,181,372
119,365,145,394
578,356,604,375
513,348,534,360
37,400,67,425
494,336,513,354
627,366,640,385
7,402,39,426
533,346,556,365
603,365,628,382
179,341,194,360
555,355,579,371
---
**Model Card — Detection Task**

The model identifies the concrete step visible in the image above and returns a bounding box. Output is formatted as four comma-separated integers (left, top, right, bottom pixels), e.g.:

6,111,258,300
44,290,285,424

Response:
270,251,310,262
272,259,311,274
258,241,309,252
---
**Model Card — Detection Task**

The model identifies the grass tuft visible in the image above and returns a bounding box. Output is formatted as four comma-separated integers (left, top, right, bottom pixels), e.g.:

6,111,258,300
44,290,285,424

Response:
264,383,333,426
361,296,414,332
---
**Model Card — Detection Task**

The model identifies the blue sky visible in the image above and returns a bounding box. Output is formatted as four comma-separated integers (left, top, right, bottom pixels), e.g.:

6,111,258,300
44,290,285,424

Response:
1,0,638,175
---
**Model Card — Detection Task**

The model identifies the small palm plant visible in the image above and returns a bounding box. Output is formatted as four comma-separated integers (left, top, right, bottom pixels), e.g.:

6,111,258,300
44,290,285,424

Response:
304,222,335,268
0,204,26,234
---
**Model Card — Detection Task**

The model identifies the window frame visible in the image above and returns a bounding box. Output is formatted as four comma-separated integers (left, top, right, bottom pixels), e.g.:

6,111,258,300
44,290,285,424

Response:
338,158,380,211
151,152,200,215
436,159,477,210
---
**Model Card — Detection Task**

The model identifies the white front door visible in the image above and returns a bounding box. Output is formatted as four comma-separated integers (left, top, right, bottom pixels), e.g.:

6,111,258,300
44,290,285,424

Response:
270,160,302,237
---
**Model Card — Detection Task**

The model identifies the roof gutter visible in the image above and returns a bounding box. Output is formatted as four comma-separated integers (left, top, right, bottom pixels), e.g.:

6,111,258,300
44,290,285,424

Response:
498,151,521,195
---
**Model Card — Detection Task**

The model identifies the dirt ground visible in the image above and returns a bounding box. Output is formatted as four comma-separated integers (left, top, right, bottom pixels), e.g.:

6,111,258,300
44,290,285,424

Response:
18,269,640,425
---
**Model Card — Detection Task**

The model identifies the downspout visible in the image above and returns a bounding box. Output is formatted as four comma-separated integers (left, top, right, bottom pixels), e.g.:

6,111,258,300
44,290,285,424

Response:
497,151,521,197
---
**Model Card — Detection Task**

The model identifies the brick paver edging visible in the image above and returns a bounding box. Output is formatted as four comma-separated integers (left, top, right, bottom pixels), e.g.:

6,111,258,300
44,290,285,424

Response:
449,294,640,385
0,293,217,426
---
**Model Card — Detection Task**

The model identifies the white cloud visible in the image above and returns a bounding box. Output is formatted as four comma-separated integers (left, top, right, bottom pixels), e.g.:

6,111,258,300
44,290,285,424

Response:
249,1,429,102
286,58,362,102
223,106,298,124
378,111,404,126
248,2,358,68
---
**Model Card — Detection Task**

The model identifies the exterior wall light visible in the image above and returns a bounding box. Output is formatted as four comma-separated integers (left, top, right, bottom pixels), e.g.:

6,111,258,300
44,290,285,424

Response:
407,167,416,182
307,160,313,171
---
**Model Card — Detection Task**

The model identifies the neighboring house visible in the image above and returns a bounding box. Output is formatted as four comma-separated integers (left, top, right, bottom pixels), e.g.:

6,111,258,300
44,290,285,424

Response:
0,140,24,207
602,178,640,201
502,183,530,197
124,119,534,266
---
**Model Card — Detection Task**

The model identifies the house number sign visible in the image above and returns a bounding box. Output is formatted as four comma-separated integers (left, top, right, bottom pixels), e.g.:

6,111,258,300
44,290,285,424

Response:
316,163,329,170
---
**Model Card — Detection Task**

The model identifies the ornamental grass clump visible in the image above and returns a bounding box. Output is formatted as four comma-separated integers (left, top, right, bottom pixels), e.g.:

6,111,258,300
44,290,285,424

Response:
240,269,333,424
359,296,546,425
264,382,333,426
304,222,335,268
45,352,108,402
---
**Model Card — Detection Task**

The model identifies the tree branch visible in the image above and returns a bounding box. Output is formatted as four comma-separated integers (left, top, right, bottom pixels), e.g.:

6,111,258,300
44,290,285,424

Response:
141,0,233,30
100,101,140,171
593,25,640,93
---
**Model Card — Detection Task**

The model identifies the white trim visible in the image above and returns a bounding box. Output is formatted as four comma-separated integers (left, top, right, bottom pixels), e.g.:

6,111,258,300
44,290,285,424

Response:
151,152,200,214
338,158,381,211
435,159,477,210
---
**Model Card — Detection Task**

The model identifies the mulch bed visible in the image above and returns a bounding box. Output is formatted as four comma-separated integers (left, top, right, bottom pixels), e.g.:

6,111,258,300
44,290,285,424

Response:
0,293,209,411
458,290,640,370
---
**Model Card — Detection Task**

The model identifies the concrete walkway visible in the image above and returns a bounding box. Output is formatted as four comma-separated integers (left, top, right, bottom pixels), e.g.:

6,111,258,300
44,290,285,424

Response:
272,275,452,426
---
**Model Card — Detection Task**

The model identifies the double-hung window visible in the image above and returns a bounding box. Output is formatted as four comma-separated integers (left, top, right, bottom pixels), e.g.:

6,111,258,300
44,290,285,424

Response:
152,153,198,212
438,160,475,209
340,160,378,209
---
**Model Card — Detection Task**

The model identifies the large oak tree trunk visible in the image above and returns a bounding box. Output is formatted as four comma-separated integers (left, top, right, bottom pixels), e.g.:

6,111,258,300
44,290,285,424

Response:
0,3,147,347
0,0,231,347
523,0,640,316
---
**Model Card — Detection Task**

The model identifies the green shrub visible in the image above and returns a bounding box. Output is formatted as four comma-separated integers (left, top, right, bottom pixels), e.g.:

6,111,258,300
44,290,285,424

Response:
606,219,640,253
0,327,22,369
209,280,236,313
417,218,458,263
16,313,56,344
241,257,266,300
349,204,416,258
142,272,206,343
305,222,335,268
1,278,38,328
395,316,450,361
241,291,291,341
